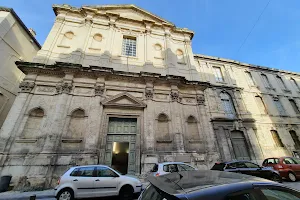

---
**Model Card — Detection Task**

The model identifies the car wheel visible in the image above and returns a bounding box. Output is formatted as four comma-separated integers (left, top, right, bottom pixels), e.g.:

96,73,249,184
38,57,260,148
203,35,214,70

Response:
119,185,134,200
57,188,74,200
271,173,282,183
288,172,297,182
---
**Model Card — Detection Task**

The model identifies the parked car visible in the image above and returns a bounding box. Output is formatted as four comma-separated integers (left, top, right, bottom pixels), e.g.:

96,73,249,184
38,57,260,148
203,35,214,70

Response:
211,160,282,182
139,170,300,200
262,157,300,182
149,162,197,176
55,165,142,200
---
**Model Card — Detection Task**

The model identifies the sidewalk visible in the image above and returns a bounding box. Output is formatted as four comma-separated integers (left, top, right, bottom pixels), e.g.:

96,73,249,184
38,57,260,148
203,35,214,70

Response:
0,189,55,200
0,181,149,200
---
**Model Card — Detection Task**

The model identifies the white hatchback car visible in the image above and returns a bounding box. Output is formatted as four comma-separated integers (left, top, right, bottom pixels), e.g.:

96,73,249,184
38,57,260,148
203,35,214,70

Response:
149,162,197,176
55,165,142,200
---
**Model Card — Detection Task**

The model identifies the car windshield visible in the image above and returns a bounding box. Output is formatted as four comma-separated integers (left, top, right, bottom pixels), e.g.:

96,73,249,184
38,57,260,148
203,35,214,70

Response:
111,168,124,175
292,157,300,164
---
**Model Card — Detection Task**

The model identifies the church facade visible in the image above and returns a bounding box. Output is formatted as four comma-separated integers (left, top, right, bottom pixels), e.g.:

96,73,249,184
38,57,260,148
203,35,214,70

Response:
1,4,300,187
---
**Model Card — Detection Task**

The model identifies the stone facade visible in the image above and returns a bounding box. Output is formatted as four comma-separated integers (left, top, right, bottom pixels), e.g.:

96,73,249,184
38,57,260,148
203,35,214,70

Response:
0,4,300,188
0,7,40,128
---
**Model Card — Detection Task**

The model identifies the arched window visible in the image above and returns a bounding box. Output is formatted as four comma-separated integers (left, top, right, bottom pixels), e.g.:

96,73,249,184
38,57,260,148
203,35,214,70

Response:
289,99,300,114
23,108,44,138
273,97,286,116
156,113,171,151
176,49,184,63
255,95,267,114
291,78,300,91
68,109,86,138
290,130,300,149
185,116,201,151
90,33,102,50
245,71,255,86
271,130,284,147
261,74,272,88
60,31,74,47
276,75,287,90
220,92,235,118
154,44,163,59
231,131,250,160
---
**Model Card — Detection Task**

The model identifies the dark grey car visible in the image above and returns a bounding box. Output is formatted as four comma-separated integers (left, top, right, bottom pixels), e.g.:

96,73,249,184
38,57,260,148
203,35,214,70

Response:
211,160,282,182
138,170,300,200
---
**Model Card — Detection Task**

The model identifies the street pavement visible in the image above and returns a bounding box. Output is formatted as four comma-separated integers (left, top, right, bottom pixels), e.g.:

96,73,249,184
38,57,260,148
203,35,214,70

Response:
2,180,300,200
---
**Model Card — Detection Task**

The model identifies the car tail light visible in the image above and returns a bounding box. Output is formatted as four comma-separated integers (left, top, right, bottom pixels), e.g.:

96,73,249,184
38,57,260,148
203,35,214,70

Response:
57,178,60,185
155,173,160,176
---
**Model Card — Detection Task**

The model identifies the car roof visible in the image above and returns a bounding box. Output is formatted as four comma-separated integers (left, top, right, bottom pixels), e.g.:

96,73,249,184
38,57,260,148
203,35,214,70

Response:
264,156,293,159
70,165,109,169
156,162,188,165
147,170,273,197
219,160,257,164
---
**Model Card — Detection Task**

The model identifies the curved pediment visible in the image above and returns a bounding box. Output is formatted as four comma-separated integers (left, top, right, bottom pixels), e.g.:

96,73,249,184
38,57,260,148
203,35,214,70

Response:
102,92,146,108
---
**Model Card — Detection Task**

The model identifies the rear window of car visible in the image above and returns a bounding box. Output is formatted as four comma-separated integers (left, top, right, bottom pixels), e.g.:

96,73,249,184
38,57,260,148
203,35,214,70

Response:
70,168,78,176
264,158,279,165
211,163,226,171
151,164,158,172
140,184,178,200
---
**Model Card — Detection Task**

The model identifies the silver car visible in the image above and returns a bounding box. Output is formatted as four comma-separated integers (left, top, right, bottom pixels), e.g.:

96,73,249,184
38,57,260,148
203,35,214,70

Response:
55,165,142,200
149,162,197,176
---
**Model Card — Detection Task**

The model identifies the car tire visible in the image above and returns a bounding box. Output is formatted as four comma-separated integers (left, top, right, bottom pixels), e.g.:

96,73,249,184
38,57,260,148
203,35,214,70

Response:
56,188,74,200
270,173,282,183
288,172,297,182
119,185,134,200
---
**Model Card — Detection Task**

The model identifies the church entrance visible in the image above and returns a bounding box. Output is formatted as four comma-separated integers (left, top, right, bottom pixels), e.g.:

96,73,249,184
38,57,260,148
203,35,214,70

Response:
112,142,129,174
104,117,137,174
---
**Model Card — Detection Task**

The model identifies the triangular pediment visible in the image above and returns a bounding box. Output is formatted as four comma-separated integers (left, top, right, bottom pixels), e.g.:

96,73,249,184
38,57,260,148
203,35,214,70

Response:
84,5,174,25
102,92,146,108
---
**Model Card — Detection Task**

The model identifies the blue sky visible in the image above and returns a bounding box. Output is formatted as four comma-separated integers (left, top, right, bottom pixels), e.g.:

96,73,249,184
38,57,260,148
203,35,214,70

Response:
2,0,300,72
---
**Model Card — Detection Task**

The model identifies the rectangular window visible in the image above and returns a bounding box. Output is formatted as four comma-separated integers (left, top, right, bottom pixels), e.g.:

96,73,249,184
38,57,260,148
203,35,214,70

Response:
213,67,224,82
276,76,287,90
273,98,286,116
245,71,255,86
122,36,136,57
289,99,300,114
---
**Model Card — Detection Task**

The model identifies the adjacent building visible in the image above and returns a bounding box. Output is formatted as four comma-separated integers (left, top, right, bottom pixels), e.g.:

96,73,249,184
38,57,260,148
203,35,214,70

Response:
0,4,299,188
0,7,41,128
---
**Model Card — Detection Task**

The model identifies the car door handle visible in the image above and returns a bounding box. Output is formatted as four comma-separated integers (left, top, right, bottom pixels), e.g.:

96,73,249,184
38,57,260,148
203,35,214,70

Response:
73,179,78,182
95,179,100,181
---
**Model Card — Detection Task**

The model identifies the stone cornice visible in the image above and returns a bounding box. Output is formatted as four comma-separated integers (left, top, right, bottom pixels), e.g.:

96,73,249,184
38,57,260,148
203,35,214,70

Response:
52,4,194,39
16,61,210,89
194,54,300,77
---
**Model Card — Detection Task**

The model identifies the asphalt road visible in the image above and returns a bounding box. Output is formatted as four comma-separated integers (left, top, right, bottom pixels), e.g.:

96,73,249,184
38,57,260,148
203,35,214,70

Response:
4,180,300,200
